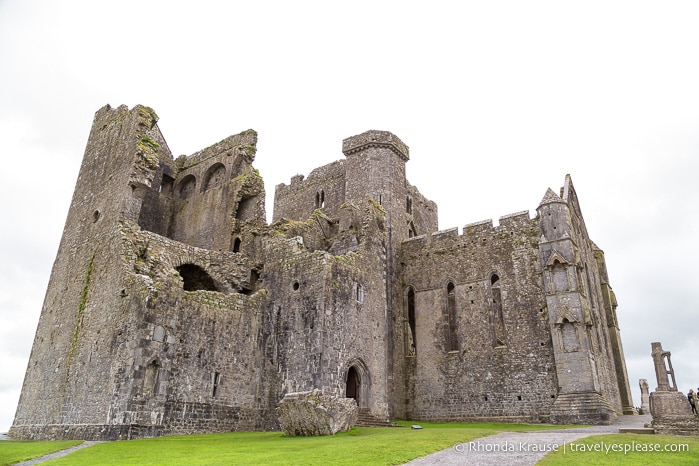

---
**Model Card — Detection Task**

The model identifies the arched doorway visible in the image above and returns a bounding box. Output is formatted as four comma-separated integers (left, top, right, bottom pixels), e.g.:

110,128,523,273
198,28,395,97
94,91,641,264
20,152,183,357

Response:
346,366,360,404
344,359,370,409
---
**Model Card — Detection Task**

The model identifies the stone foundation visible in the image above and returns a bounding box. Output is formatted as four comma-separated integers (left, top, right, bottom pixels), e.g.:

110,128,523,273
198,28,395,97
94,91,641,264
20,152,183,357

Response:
549,392,618,425
649,390,699,435
8,424,163,441
651,416,699,436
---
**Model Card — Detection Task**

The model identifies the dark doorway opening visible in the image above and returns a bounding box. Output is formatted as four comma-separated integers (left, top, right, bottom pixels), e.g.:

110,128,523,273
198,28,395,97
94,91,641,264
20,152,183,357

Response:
346,366,359,403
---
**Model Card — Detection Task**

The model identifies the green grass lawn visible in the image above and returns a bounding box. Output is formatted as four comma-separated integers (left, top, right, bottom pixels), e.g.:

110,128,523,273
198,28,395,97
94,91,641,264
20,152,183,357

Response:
0,440,82,466
538,433,699,466
15,421,572,466
12,423,695,466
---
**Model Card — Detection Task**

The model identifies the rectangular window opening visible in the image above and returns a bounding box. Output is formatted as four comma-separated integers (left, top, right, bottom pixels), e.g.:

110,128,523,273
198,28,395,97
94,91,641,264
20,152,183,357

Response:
212,371,221,398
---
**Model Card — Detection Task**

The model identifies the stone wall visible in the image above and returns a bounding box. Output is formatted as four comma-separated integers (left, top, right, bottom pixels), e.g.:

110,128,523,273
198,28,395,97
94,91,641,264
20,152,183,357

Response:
399,212,557,421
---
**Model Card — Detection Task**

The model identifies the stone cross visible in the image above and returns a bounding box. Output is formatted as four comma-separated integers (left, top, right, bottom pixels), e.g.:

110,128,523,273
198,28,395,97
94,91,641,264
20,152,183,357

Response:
651,342,677,392
639,379,650,414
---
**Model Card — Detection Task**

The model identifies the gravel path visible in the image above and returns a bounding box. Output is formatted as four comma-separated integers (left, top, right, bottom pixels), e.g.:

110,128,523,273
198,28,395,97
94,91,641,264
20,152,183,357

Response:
10,441,104,466
403,415,652,465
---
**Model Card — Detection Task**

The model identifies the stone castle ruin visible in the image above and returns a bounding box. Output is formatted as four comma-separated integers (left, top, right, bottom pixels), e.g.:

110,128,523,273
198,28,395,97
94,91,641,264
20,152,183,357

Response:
10,104,636,440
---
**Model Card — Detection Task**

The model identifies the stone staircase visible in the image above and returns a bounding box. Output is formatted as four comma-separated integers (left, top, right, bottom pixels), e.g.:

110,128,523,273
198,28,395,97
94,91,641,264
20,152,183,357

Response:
619,427,655,434
549,393,619,425
355,408,399,427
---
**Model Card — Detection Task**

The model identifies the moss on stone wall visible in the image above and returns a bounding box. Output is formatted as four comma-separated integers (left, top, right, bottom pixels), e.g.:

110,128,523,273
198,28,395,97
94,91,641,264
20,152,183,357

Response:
136,134,160,170
68,252,95,360
137,106,159,127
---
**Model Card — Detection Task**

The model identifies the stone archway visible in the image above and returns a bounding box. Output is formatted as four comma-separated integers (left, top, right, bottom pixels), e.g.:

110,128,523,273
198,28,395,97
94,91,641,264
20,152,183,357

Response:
344,359,370,409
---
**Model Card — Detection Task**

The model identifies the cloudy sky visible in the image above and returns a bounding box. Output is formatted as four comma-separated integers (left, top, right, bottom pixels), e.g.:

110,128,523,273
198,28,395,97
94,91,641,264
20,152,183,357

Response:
1,1,698,432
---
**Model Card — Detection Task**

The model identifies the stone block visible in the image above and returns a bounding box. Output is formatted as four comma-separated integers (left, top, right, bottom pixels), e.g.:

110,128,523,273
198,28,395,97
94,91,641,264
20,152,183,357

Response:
649,391,692,417
276,390,358,436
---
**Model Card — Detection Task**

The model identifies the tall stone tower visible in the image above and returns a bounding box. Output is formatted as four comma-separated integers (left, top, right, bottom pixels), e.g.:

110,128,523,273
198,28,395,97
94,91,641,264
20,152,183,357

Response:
341,131,437,416
11,105,172,437
270,130,437,420
537,176,628,424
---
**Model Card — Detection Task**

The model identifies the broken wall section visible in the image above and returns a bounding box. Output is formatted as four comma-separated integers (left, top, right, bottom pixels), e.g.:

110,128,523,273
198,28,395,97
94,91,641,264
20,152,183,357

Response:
138,129,265,253
108,226,277,436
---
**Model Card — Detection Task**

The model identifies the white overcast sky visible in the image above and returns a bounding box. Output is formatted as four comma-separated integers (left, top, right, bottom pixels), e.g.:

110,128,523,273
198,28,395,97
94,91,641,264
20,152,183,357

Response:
1,1,698,432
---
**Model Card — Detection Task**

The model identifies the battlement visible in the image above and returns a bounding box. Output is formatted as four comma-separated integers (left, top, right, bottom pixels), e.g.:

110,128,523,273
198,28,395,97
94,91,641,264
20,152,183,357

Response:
431,227,459,241
401,210,537,254
342,130,409,161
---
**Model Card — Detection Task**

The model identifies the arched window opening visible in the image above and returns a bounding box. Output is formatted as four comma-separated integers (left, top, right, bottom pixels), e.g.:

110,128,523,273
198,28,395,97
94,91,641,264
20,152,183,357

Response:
406,196,412,214
212,371,222,398
176,264,218,292
177,174,196,199
490,273,506,347
202,163,226,191
232,237,241,253
446,282,458,351
408,222,418,238
406,287,416,356
235,197,254,222
160,174,175,195
356,283,364,303
144,360,160,396
315,190,325,208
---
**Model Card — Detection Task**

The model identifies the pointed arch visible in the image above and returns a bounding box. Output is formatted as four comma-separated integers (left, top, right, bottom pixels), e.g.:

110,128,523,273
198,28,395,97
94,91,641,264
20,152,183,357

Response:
315,190,325,208
489,271,506,347
344,358,370,408
405,286,417,356
445,281,458,351
144,359,160,396
202,163,227,191
231,236,242,253
177,174,196,199
545,250,569,268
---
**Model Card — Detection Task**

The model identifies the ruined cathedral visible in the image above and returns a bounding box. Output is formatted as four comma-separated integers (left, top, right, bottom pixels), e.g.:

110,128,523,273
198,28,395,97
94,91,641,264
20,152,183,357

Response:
11,105,636,440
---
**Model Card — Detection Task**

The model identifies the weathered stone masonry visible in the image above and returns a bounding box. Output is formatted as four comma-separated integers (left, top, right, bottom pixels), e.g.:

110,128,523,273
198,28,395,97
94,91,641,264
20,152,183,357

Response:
10,104,635,440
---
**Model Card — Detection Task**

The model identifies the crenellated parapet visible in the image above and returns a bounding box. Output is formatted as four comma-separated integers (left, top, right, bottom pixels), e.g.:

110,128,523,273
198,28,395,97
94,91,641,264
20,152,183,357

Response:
342,130,409,161
401,210,537,257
